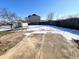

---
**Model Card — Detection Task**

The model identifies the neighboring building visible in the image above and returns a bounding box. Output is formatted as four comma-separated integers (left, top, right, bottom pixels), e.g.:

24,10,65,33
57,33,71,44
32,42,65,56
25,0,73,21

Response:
26,14,41,23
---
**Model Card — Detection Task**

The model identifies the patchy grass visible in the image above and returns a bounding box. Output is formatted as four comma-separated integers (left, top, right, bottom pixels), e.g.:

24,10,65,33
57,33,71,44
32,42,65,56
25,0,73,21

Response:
0,32,23,56
0,31,15,37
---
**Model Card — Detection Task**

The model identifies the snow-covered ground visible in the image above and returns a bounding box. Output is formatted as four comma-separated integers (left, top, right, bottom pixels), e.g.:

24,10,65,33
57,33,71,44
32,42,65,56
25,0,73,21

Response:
1,25,79,42
24,25,79,42
0,26,14,31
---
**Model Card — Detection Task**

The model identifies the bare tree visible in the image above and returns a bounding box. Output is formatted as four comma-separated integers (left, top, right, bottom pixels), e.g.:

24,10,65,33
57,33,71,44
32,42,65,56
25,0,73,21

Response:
0,8,19,29
47,13,54,21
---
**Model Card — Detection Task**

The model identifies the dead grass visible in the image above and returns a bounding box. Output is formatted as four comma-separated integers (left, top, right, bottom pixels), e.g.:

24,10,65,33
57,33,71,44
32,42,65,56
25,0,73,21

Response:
0,33,79,59
0,32,23,56
0,31,14,37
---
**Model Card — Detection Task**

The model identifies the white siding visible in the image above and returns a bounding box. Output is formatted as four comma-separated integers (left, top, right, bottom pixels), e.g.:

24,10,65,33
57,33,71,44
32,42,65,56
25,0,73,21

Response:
21,23,28,28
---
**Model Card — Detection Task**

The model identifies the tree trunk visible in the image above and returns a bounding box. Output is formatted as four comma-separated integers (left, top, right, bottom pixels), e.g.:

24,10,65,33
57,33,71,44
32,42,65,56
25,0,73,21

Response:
10,24,13,30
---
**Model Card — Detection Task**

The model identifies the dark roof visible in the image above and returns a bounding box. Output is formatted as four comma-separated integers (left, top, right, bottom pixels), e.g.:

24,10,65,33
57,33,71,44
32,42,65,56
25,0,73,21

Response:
28,15,31,18
32,14,37,16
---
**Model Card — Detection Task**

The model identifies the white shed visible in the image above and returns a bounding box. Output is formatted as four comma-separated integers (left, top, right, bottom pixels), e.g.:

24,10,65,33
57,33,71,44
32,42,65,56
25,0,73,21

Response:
21,22,28,28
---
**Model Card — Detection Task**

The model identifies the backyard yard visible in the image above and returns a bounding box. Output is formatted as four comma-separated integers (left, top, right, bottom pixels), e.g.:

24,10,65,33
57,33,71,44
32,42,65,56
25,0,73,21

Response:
0,25,79,59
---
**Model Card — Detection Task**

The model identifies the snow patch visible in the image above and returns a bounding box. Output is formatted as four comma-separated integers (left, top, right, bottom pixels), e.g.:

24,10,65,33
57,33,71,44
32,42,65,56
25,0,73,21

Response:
24,25,79,42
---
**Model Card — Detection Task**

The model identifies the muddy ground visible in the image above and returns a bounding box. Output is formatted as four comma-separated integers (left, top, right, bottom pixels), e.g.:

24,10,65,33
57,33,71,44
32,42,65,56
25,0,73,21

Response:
0,33,79,59
0,32,24,56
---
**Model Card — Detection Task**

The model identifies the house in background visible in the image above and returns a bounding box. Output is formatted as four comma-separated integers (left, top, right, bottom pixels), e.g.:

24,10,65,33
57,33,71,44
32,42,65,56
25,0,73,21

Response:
26,14,41,23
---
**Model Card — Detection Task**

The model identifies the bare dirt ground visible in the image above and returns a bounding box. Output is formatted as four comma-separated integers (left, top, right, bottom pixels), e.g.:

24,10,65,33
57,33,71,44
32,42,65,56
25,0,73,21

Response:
0,32,24,56
0,33,79,59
